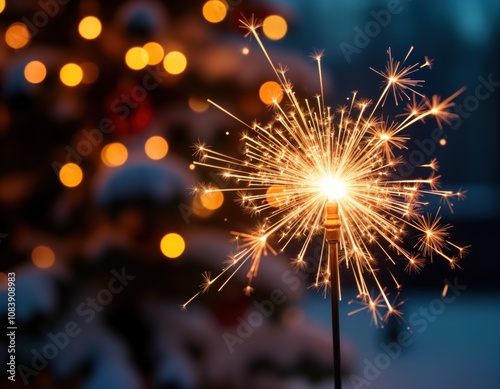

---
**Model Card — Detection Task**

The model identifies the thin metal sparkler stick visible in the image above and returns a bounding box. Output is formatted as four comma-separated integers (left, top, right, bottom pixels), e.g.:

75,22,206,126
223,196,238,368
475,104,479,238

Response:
324,201,342,388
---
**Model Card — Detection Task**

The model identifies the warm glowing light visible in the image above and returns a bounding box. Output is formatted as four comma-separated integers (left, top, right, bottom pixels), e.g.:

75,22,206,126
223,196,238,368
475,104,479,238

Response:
259,80,283,105
266,186,287,208
189,163,195,170
143,42,164,65
163,51,187,75
125,47,149,70
24,61,47,84
200,188,224,210
202,0,227,23
0,0,5,13
160,233,185,259
59,163,83,187
32,245,56,269
320,177,347,200
78,16,102,40
184,17,467,322
262,15,288,41
80,61,99,84
439,139,447,146
188,96,209,113
60,63,83,87
101,143,128,167
5,23,30,49
242,47,250,55
145,136,169,160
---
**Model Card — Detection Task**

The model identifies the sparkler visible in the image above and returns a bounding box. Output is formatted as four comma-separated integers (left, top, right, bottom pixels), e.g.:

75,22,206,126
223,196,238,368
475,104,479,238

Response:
183,16,467,387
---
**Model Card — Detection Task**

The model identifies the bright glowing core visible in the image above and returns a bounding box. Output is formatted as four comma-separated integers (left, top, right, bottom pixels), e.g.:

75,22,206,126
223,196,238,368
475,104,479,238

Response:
319,176,346,200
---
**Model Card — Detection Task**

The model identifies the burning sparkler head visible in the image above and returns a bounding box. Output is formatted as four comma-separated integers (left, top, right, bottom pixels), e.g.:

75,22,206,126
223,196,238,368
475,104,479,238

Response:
319,176,347,201
183,16,467,322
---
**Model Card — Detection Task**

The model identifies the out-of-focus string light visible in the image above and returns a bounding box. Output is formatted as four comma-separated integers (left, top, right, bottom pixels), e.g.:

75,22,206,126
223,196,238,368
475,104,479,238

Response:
200,188,224,210
259,80,283,105
262,15,287,40
202,0,227,23
188,96,209,113
59,163,83,187
78,16,102,40
160,233,185,259
80,61,99,84
60,63,83,87
144,136,169,160
101,143,128,167
24,60,47,84
32,245,56,269
0,0,6,14
5,22,30,49
163,51,187,75
125,47,149,70
143,42,164,65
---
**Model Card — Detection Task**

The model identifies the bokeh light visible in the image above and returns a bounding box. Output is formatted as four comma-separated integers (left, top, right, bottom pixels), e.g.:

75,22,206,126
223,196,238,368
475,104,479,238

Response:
0,0,5,14
143,42,164,65
78,16,102,40
440,139,447,146
160,233,185,259
202,1,227,23
80,61,99,84
125,47,149,70
59,163,83,187
24,61,47,84
259,80,283,105
163,51,187,75
145,136,169,160
60,63,83,87
5,22,30,49
188,96,209,113
200,188,224,210
101,142,128,167
263,15,288,41
266,186,287,208
31,245,56,269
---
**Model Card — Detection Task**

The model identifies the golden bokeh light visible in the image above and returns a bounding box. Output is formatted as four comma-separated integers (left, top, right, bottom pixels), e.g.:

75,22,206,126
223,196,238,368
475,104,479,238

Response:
160,233,185,259
192,194,213,217
5,22,30,49
78,16,102,40
263,15,288,41
59,163,83,187
163,51,187,75
101,143,128,167
125,47,149,70
80,61,99,84
0,0,5,14
202,0,227,23
32,245,56,269
143,42,164,65
145,136,169,160
259,80,283,105
440,139,447,146
266,186,287,208
24,61,47,84
188,96,209,113
200,188,224,210
60,63,83,87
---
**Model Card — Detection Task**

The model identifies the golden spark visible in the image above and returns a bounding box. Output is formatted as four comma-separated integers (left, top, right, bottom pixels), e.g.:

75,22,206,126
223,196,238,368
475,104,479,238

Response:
184,16,467,322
